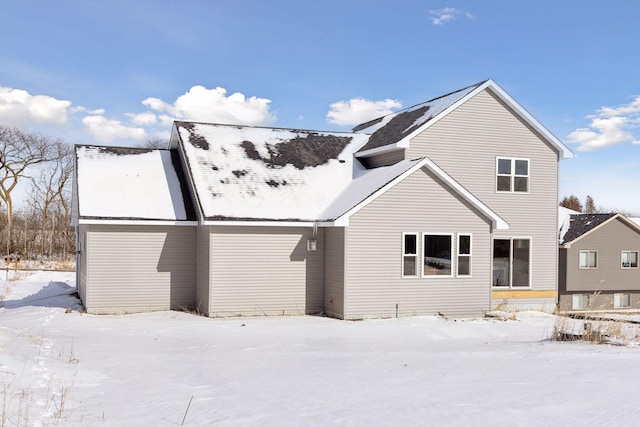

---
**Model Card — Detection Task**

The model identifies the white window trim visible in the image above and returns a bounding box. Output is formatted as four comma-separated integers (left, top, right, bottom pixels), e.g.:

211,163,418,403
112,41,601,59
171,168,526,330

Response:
621,250,639,269
401,232,419,278
496,157,530,194
579,250,598,269
457,233,472,278
491,236,533,289
614,293,631,309
572,293,591,310
422,233,454,278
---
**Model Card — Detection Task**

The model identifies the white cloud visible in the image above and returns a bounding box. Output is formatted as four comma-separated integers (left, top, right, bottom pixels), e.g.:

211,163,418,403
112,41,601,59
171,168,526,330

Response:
567,96,640,151
126,111,157,126
0,87,72,127
429,8,476,25
141,86,276,126
327,98,402,127
82,114,147,143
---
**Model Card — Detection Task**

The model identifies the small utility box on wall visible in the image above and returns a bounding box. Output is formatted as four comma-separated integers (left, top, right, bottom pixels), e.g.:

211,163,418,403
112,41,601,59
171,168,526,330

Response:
307,239,317,252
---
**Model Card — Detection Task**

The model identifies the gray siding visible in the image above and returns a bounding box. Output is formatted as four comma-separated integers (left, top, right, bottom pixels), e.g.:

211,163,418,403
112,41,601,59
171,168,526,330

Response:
324,227,345,318
195,225,211,314
77,225,88,305
563,218,640,293
407,89,559,297
343,167,492,319
208,226,324,316
83,225,195,314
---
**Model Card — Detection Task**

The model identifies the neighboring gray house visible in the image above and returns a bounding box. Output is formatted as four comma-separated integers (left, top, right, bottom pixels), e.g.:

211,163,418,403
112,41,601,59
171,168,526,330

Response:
558,212,640,312
72,79,573,318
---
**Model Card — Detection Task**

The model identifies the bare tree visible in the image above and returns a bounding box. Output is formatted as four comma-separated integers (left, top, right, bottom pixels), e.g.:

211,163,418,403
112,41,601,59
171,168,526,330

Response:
142,136,169,149
584,195,596,214
0,126,62,254
28,141,73,257
559,195,583,212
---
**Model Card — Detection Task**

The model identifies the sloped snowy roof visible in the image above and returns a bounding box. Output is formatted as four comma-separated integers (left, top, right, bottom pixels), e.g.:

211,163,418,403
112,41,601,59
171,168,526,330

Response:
75,146,194,221
174,122,371,221
354,81,486,152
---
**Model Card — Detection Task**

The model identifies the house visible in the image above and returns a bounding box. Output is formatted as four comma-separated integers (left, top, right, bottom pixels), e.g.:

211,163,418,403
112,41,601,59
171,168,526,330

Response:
72,79,573,318
558,211,640,311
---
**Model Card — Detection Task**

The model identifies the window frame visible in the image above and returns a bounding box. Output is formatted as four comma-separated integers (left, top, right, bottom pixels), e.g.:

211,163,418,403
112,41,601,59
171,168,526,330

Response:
621,251,639,269
422,233,454,278
457,233,472,277
614,293,631,309
572,293,591,310
401,232,419,278
579,250,598,269
496,157,530,193
492,236,532,289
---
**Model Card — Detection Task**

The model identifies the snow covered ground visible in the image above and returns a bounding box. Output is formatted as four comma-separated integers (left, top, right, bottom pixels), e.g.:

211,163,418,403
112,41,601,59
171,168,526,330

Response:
2,271,640,426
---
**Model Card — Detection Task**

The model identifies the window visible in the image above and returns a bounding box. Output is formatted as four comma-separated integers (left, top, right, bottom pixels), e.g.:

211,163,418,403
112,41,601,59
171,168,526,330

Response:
457,234,472,276
614,293,631,309
579,250,597,269
496,158,529,192
423,234,452,276
621,251,638,269
572,294,591,310
402,233,418,277
492,238,531,288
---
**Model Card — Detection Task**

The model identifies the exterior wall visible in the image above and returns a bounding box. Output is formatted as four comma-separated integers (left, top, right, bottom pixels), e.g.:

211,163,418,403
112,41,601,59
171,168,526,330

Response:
208,226,324,316
83,224,195,314
559,292,640,312
559,218,640,311
343,167,492,319
77,225,88,305
406,89,559,309
195,225,211,314
324,227,345,319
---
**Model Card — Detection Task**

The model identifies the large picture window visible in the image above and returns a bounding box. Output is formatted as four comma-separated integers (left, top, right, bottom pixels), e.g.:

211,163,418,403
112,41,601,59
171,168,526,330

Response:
423,234,452,276
402,233,418,277
579,250,597,269
621,251,638,269
497,158,529,193
492,238,531,288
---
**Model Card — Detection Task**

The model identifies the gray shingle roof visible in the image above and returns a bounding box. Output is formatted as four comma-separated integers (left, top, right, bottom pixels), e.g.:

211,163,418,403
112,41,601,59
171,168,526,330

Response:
560,213,617,244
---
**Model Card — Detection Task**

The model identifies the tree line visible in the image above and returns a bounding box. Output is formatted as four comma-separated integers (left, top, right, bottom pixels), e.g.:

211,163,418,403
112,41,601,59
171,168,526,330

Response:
0,125,74,261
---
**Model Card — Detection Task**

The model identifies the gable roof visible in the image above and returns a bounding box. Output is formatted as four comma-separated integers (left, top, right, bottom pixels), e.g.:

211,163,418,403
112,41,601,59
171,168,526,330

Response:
73,145,196,224
556,213,640,247
171,121,371,222
322,157,508,229
354,79,574,160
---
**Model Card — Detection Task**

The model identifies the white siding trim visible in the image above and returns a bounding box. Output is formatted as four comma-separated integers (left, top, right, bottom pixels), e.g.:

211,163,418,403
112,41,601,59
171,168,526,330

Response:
79,219,197,226
202,220,317,227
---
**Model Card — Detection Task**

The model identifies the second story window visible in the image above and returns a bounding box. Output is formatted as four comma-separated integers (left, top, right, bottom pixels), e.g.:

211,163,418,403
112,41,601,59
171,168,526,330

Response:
497,158,529,193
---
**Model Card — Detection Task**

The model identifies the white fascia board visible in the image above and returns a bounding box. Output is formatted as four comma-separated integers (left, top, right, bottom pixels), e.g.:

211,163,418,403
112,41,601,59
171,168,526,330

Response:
354,143,402,159
202,220,317,227
78,219,198,226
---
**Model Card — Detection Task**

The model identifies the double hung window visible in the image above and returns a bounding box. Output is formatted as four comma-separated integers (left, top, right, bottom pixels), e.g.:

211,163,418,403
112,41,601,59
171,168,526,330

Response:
497,158,529,193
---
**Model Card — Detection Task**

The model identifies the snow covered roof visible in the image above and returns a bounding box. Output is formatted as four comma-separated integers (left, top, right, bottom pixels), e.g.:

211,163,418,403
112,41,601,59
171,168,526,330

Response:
74,146,195,223
173,122,371,222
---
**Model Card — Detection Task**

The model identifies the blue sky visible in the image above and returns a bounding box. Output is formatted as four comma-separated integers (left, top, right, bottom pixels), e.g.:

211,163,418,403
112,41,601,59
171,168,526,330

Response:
2,1,640,212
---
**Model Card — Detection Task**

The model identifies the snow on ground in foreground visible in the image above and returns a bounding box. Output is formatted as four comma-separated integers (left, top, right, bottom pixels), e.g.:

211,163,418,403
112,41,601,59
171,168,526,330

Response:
2,272,640,426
